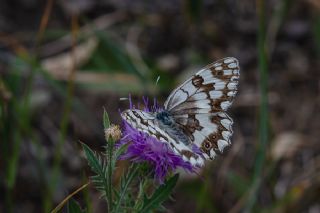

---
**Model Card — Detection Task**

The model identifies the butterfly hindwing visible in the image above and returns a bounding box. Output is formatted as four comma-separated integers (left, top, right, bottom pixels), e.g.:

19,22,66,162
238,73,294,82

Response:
173,112,233,160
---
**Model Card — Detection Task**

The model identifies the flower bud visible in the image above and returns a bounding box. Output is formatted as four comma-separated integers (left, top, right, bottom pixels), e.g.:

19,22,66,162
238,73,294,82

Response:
104,125,121,141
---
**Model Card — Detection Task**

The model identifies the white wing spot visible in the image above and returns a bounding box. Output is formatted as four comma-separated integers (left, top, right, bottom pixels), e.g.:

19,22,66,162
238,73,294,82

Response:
190,158,197,166
216,83,227,90
227,82,237,90
221,118,232,129
221,101,231,110
223,69,233,75
224,58,235,64
222,131,232,140
194,99,211,109
227,91,237,97
182,156,188,162
196,157,204,166
209,149,217,159
192,92,207,100
218,139,229,152
209,90,223,99
213,62,222,67
215,66,223,71
228,63,237,68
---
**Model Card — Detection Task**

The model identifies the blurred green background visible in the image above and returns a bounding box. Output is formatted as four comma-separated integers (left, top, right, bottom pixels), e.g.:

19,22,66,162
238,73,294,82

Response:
1,0,320,212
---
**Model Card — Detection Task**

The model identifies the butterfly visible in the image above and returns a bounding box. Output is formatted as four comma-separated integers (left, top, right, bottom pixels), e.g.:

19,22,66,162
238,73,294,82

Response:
121,57,240,167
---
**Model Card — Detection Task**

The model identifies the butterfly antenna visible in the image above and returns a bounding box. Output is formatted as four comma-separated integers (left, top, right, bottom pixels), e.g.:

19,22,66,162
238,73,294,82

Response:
152,76,161,112
155,76,160,85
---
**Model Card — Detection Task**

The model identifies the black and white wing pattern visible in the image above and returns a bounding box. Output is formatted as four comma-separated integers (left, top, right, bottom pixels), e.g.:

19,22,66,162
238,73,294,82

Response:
164,57,240,161
121,57,240,167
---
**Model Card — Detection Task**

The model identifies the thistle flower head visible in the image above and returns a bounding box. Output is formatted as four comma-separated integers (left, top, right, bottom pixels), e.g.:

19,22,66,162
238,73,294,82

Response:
119,96,194,183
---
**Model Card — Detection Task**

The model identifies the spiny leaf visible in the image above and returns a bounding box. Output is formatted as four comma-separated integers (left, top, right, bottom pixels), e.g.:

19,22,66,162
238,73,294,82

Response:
113,143,129,161
81,143,109,199
113,188,120,200
140,174,179,213
82,143,106,177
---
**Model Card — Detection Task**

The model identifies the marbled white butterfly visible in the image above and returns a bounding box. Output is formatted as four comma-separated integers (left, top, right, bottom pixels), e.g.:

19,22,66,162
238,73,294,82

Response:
121,57,240,166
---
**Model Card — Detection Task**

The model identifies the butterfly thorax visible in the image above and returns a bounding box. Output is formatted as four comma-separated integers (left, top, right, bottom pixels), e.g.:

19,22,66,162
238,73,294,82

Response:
156,110,190,146
155,110,174,125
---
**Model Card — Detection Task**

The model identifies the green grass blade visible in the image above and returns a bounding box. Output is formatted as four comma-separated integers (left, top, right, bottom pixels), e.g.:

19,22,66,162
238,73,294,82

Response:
245,0,269,211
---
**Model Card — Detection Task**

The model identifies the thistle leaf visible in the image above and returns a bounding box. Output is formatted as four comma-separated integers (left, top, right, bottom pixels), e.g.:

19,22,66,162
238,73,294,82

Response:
114,164,139,213
81,143,109,199
114,143,129,160
140,174,179,213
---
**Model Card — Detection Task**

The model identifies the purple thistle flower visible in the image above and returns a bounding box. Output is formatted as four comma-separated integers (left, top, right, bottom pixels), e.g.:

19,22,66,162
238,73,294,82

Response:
119,96,194,183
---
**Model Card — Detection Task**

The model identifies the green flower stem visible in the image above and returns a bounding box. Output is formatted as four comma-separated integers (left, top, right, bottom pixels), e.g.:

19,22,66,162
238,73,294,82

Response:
106,138,114,212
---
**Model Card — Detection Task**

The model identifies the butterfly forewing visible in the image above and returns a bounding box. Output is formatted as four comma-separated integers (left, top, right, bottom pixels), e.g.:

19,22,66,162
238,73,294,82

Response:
121,109,205,166
164,57,239,113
